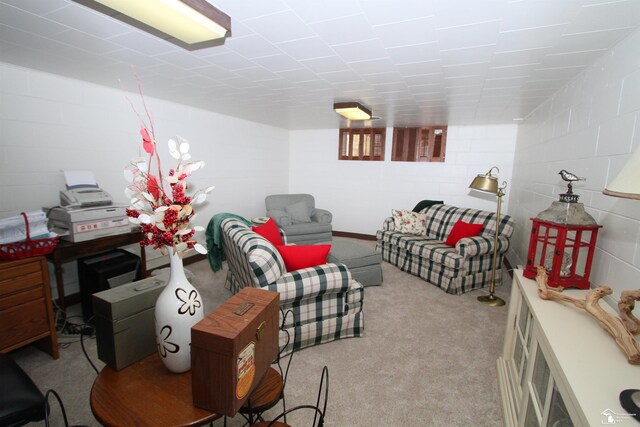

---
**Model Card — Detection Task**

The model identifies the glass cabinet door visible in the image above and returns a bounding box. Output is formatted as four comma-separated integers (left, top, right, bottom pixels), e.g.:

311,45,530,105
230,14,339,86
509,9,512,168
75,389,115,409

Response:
513,299,533,404
546,384,573,427
521,342,574,427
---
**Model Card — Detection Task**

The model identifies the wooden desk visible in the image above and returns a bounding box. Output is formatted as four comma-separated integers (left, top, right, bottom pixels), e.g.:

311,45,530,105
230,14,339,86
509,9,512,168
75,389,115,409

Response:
46,230,146,312
91,353,220,427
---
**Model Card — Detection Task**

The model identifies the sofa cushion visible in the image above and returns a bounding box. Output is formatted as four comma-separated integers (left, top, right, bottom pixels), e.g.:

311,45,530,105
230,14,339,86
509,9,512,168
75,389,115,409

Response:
252,218,284,246
285,201,312,223
276,244,331,271
376,230,465,270
391,209,427,235
445,221,483,246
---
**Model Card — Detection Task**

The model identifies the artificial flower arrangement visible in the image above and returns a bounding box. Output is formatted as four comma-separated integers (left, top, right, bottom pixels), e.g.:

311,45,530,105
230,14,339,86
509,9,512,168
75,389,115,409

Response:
123,76,213,257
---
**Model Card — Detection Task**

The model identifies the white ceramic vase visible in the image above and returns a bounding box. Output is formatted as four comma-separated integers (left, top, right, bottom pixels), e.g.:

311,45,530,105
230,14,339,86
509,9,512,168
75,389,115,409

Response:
155,250,204,373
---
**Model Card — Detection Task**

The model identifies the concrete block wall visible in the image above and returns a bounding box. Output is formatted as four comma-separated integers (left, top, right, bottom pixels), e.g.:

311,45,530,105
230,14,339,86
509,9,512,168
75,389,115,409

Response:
508,27,640,300
0,63,290,298
289,124,517,235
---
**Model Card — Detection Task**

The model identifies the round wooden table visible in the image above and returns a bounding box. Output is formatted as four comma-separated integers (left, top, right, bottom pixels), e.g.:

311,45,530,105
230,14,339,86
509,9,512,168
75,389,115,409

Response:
90,353,220,427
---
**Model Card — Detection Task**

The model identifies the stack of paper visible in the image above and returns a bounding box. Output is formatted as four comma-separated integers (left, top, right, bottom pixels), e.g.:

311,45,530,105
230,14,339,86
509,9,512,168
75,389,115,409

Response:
0,211,53,244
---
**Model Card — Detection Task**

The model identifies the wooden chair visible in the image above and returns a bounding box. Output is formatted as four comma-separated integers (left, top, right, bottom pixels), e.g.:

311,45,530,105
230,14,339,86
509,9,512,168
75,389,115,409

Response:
237,309,296,425
250,366,329,427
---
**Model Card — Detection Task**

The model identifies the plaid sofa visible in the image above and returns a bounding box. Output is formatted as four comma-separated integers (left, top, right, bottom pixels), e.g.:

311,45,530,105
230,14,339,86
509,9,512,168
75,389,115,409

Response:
221,218,364,353
376,204,514,295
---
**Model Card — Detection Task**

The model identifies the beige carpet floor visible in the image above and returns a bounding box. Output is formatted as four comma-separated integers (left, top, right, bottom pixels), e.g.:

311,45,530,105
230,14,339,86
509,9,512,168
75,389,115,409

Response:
10,237,511,426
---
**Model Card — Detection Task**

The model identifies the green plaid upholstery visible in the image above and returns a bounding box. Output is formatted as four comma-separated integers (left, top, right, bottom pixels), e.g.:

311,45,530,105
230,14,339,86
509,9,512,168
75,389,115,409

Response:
376,204,514,295
221,218,364,352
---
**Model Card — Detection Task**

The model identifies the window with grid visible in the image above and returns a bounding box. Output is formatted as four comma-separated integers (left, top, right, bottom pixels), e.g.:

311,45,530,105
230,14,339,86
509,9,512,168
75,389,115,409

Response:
338,128,386,161
391,126,447,162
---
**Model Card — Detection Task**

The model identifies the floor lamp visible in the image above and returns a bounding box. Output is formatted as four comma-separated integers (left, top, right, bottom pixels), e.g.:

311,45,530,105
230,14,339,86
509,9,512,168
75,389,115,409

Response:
469,167,507,307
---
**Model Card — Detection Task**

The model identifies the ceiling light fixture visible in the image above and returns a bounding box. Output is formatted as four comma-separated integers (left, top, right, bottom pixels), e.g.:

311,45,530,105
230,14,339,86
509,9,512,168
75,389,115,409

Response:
72,0,231,50
333,102,372,121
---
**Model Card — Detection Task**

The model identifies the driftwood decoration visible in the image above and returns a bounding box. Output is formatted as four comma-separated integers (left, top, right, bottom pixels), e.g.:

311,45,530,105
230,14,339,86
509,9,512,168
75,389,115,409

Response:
534,266,640,365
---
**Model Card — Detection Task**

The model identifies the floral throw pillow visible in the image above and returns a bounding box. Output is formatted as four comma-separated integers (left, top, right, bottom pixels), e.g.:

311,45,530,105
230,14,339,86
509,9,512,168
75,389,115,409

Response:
391,209,427,235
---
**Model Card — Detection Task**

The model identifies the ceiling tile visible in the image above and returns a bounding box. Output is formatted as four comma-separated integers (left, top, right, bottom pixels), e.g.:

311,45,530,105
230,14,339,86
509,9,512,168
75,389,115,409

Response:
285,0,363,24
0,0,67,15
244,11,314,44
0,3,68,37
539,49,607,69
252,53,303,73
564,0,640,35
299,55,350,74
107,31,176,56
386,42,440,64
499,1,579,32
373,16,439,48
333,39,387,63
50,28,122,55
45,4,132,39
275,36,336,61
227,34,283,59
360,0,437,26
310,14,376,46
436,20,502,51
496,24,568,52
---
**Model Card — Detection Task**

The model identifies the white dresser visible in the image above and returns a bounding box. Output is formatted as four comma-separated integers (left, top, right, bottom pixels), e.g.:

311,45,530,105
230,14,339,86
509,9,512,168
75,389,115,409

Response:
497,270,639,426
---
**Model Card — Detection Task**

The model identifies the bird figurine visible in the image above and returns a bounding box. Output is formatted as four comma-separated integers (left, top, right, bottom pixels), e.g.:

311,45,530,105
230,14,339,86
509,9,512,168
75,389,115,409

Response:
558,169,585,194
559,170,585,182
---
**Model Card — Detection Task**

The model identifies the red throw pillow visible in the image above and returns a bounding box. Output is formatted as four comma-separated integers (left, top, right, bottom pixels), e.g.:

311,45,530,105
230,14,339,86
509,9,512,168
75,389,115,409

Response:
252,218,284,246
445,221,483,246
276,244,331,271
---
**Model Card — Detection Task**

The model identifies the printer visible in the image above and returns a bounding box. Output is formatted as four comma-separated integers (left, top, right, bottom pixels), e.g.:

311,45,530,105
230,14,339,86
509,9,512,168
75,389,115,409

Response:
48,205,131,242
48,170,132,242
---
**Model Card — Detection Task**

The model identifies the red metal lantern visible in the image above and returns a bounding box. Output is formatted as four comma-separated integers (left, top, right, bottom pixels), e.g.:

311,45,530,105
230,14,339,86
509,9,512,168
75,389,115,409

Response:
523,184,602,289
523,218,601,289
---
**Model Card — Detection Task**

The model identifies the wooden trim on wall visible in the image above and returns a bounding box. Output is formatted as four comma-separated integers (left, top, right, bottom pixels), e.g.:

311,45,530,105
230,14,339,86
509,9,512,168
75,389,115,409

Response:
332,231,377,241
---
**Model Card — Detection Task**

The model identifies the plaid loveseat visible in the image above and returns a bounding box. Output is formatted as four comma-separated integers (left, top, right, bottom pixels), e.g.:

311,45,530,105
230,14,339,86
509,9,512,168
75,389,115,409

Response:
376,204,514,295
221,218,364,353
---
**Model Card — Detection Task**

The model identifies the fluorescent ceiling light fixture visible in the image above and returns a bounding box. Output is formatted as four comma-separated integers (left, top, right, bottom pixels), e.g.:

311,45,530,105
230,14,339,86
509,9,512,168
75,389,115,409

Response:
72,0,231,50
333,102,372,121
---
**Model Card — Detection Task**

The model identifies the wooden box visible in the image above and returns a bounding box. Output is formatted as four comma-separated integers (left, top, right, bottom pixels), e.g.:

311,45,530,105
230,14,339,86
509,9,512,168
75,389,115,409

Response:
191,287,279,416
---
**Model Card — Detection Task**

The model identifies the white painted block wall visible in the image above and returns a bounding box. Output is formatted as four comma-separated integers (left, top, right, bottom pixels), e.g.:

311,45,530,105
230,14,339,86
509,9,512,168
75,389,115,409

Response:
508,28,640,300
288,124,517,235
0,63,290,297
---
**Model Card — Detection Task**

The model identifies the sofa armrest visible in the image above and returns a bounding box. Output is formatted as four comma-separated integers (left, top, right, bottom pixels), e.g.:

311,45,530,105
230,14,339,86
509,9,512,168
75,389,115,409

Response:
456,235,510,258
267,209,291,227
311,208,332,224
263,262,351,305
382,217,395,231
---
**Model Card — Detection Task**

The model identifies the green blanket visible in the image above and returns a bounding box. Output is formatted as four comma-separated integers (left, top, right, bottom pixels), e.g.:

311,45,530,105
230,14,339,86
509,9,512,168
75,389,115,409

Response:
205,213,251,272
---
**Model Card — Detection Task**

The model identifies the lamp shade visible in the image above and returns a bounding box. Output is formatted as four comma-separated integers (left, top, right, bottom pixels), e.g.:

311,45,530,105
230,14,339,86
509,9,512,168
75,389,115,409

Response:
333,102,372,121
603,147,640,200
72,0,231,50
469,173,499,194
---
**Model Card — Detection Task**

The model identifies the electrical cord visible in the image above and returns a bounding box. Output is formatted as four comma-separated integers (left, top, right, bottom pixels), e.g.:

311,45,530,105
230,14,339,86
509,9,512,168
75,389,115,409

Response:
44,389,69,427
80,325,99,375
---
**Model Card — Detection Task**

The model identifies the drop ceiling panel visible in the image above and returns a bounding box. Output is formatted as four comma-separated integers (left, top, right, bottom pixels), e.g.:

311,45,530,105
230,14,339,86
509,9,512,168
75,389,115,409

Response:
0,0,639,129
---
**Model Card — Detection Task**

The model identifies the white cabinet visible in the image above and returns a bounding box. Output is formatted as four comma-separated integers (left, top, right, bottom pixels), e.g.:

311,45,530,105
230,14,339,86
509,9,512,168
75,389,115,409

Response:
497,270,638,426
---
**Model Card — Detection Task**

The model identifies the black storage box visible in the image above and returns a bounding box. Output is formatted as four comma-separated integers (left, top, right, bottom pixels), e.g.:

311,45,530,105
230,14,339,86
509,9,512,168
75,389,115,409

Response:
78,249,141,322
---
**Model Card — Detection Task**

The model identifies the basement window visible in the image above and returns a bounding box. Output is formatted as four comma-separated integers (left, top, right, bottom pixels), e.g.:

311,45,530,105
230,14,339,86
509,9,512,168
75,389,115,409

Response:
391,126,447,162
338,128,386,161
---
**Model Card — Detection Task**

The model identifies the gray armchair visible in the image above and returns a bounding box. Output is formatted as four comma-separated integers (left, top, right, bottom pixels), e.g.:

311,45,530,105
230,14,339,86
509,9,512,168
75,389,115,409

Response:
265,194,332,244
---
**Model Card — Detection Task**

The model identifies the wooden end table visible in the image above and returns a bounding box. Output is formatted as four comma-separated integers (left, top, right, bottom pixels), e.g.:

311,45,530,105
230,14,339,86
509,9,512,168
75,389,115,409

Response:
90,353,220,427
